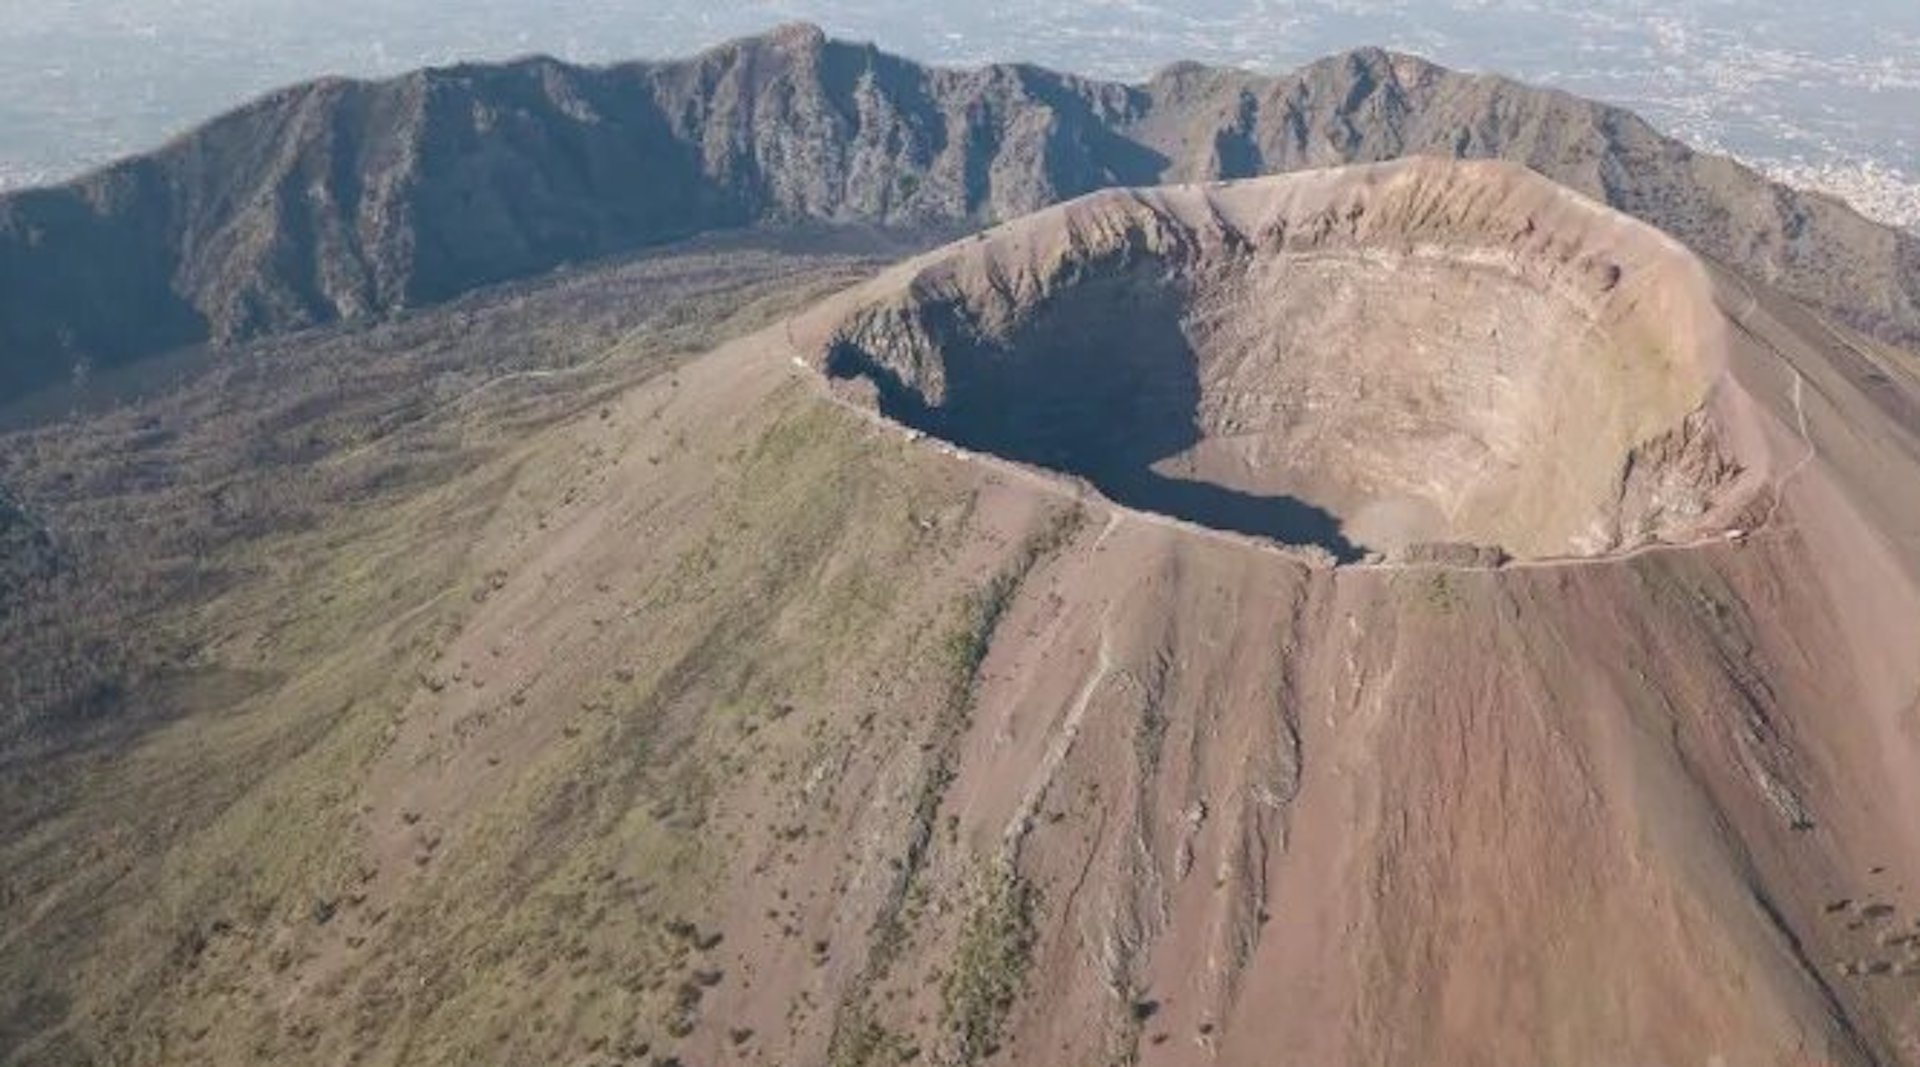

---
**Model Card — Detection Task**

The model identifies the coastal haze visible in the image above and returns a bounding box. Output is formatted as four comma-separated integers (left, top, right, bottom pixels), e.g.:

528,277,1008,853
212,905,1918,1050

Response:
2,1,1917,230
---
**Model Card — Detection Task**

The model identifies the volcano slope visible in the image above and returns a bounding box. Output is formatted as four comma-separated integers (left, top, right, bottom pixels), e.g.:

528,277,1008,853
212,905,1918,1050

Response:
8,159,1920,1067
778,160,1920,1065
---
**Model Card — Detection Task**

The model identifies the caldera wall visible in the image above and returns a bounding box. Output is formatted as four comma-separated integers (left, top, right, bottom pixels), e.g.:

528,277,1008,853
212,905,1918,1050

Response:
809,160,1762,563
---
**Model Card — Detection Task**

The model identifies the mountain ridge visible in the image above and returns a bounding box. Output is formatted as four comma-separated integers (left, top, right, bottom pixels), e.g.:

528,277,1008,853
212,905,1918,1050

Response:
2,23,1917,399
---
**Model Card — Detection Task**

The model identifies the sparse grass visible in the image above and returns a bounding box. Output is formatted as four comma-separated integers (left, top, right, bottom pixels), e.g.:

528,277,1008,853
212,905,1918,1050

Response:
0,238,919,1066
1419,571,1464,613
941,862,1038,1064
827,1007,918,1067
826,502,1083,1057
942,505,1087,683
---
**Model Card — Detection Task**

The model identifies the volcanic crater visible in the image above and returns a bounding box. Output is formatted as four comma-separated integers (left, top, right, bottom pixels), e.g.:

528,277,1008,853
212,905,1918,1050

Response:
813,160,1757,564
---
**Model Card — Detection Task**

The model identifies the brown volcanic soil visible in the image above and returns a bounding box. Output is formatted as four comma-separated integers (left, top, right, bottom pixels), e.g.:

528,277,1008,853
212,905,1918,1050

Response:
761,161,1920,1065
8,161,1920,1067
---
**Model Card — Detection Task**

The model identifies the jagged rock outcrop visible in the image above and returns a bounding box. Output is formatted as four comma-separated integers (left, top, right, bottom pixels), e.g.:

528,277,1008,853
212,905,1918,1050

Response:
2,23,1918,398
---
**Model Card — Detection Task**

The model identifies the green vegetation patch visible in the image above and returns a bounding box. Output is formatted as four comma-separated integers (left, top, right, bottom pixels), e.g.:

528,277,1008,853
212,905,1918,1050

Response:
1418,570,1464,614
942,505,1086,684
942,861,1038,1064
827,1007,920,1067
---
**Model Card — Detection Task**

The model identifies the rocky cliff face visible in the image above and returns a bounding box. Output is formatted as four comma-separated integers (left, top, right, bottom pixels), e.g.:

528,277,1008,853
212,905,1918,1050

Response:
3,23,1917,398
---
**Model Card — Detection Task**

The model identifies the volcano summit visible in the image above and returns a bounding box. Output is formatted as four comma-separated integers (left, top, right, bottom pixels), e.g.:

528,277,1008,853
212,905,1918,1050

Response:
807,160,1768,564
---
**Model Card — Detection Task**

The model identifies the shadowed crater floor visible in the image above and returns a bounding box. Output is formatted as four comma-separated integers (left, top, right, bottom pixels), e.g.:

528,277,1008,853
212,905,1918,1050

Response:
827,270,1362,560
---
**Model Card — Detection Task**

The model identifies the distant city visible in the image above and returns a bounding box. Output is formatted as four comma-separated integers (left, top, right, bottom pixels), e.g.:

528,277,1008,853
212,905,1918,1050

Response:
2,0,1916,231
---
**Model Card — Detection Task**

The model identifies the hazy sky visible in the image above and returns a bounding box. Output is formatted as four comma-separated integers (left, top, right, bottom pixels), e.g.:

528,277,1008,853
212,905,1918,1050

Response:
2,0,1916,224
